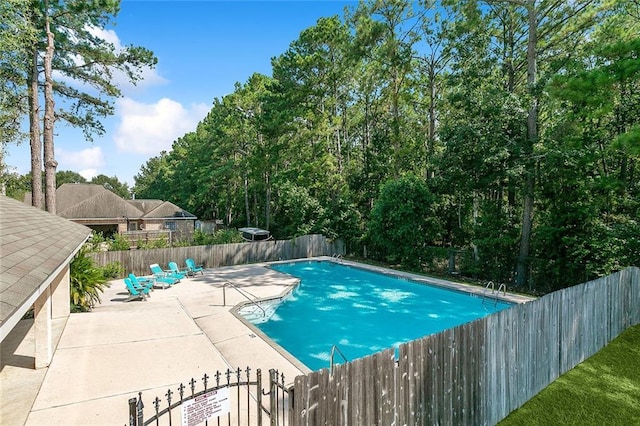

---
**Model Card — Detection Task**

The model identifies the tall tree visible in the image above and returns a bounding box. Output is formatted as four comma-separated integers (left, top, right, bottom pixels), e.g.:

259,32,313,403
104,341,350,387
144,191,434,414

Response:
442,0,610,288
351,0,424,178
27,0,156,212
413,2,452,179
133,153,172,200
43,0,56,212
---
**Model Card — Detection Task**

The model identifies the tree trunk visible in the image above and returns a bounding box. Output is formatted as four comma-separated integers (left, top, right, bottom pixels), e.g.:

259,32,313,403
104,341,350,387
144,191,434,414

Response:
427,65,436,180
29,49,42,209
43,9,57,214
516,0,538,289
244,173,250,226
265,169,271,230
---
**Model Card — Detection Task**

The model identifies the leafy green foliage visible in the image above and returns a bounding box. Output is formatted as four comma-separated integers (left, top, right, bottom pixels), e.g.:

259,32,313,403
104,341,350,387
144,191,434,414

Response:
56,170,87,186
90,174,130,199
0,0,36,146
136,238,169,250
367,175,442,270
70,248,110,312
1,172,31,201
192,229,244,245
109,233,131,251
86,232,130,252
101,261,124,279
126,1,636,293
272,181,328,239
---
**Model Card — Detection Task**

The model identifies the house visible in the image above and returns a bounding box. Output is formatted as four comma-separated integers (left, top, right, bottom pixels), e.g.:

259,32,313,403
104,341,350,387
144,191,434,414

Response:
53,183,197,244
0,195,91,368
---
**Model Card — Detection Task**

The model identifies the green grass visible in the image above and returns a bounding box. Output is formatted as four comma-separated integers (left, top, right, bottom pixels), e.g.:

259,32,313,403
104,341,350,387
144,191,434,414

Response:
499,324,640,426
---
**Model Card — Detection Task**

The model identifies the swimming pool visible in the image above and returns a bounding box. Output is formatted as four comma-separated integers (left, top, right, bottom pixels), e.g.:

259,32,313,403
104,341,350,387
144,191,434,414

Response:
245,260,512,371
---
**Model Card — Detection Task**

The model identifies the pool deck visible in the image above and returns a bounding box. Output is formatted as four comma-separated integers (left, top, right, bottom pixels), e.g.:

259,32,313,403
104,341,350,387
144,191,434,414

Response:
0,258,533,425
0,262,305,426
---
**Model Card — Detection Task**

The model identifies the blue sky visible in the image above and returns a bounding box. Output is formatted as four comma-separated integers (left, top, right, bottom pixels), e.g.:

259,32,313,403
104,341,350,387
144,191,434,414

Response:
5,0,359,186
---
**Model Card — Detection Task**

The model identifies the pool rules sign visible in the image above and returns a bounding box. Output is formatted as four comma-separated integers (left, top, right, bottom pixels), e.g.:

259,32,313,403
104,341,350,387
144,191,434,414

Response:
181,388,230,426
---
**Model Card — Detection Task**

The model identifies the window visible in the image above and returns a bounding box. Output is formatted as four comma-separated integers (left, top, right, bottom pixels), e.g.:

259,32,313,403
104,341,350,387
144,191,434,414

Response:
164,221,176,231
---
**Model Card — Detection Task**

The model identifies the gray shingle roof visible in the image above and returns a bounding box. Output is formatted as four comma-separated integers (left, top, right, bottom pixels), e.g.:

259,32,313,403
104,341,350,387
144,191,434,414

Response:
0,195,91,335
127,199,164,214
54,184,197,221
132,200,196,219
57,183,143,219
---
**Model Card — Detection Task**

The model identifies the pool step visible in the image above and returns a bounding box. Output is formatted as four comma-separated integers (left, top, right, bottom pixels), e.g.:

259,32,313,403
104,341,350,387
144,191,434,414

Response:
238,301,279,324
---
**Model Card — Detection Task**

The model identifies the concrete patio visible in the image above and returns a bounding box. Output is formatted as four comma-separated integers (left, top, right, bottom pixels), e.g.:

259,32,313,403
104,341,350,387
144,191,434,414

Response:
0,262,306,425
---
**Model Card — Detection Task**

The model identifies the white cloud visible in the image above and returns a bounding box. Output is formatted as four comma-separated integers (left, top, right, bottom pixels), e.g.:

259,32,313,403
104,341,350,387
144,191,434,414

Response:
58,146,105,170
79,169,98,181
113,97,209,155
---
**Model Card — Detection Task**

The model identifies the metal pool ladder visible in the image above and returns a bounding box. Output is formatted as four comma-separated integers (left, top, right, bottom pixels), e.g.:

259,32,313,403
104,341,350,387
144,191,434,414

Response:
330,344,348,376
482,281,506,307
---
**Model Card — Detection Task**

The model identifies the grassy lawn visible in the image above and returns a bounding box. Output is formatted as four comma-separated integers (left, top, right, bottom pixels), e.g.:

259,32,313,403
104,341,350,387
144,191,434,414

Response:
499,324,640,426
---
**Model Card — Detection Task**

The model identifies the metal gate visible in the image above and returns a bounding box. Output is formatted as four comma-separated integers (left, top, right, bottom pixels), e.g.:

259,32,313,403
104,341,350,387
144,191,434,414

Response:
127,367,289,425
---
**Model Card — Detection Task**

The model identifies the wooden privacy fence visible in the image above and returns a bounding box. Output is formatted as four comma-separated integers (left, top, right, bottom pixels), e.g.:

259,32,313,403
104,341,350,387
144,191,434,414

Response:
290,266,640,425
90,234,343,277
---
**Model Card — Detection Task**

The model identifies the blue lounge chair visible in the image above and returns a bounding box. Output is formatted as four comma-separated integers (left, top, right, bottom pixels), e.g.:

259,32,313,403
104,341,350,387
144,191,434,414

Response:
124,278,149,301
128,273,155,291
149,263,181,286
185,258,204,275
168,261,188,279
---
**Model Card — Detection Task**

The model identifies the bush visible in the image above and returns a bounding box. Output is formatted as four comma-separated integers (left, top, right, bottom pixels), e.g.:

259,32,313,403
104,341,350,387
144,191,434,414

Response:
192,229,244,245
101,261,124,279
366,175,442,270
109,233,130,251
70,248,110,312
136,238,169,249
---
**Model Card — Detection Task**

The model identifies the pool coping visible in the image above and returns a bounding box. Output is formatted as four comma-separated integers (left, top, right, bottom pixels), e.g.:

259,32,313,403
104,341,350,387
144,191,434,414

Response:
230,276,313,375
331,258,536,305
230,257,536,373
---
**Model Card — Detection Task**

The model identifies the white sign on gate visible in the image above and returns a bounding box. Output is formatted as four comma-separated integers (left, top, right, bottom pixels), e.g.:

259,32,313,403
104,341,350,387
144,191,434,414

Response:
181,387,230,426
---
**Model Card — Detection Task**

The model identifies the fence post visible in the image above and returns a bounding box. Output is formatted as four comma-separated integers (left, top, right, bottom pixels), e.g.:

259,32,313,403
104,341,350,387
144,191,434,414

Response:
269,369,277,426
128,397,137,426
256,369,263,426
288,385,295,426
136,392,144,425
448,249,456,274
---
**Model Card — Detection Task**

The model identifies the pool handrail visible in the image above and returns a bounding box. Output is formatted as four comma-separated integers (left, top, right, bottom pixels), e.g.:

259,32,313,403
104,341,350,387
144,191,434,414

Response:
223,281,266,317
482,281,507,307
330,344,349,376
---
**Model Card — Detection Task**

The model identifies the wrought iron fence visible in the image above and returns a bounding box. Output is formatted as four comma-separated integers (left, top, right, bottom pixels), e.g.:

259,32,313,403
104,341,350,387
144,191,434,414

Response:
127,367,289,426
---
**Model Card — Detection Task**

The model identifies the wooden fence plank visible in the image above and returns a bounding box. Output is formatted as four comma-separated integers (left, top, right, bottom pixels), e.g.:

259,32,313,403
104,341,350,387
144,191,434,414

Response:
90,234,343,277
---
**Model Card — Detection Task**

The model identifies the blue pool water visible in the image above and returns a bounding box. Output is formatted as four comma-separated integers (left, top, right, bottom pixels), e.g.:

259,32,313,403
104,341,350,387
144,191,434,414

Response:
252,261,512,371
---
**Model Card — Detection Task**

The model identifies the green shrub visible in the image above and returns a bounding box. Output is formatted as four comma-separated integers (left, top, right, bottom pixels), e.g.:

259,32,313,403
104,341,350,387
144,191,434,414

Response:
172,238,193,247
101,261,124,279
192,229,243,245
70,248,110,312
366,174,443,270
109,233,130,251
136,238,169,249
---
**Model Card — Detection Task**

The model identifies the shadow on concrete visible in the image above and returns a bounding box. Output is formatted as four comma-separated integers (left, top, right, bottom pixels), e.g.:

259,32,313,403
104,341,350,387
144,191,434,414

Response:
0,319,35,371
